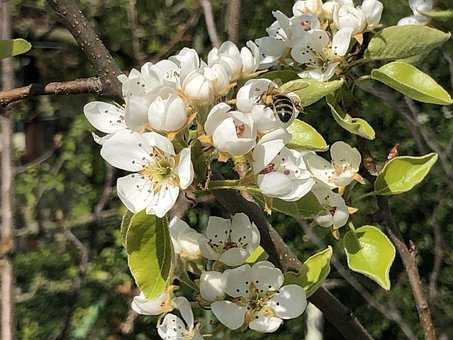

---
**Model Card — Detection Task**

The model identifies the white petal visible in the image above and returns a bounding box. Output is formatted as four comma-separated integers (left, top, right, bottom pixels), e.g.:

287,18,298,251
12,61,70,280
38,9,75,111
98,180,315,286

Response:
269,284,307,319
278,177,315,201
257,172,294,198
212,117,256,156
148,93,187,132
409,0,432,15
236,79,274,113
330,141,361,172
157,313,186,339
251,261,284,292
255,36,286,59
141,132,175,156
169,217,190,253
100,130,151,171
173,296,194,330
84,101,125,134
305,153,336,188
223,264,252,298
125,95,151,131
397,15,430,25
131,291,169,316
177,148,194,189
219,248,249,266
200,271,225,302
211,301,246,330
253,138,286,174
198,237,220,260
204,103,232,136
361,0,383,26
145,185,179,217
206,216,230,243
249,315,283,333
332,28,353,57
117,174,153,213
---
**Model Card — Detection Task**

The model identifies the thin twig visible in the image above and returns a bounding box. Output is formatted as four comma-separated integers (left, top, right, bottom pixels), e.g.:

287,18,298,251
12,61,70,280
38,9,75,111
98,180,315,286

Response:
126,0,144,65
0,77,103,107
94,165,115,217
199,0,220,48
227,0,241,44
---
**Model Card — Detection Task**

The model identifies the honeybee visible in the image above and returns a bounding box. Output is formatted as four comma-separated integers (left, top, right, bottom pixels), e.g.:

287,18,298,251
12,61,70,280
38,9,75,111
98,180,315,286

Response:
261,89,303,124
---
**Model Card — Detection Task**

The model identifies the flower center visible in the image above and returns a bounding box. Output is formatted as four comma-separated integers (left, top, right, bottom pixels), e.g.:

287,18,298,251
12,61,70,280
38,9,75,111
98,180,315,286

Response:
140,151,178,191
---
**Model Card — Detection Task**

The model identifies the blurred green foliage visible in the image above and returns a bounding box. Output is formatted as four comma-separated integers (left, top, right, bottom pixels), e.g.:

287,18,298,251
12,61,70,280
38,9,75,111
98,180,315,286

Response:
8,0,453,339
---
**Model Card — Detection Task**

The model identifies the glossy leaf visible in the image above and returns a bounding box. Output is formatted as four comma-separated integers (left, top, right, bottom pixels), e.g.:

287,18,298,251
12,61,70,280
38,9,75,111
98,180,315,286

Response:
245,246,267,264
371,62,452,105
374,153,438,195
285,246,332,297
364,25,450,61
126,211,173,299
281,78,344,106
0,38,32,59
262,70,299,84
287,119,328,151
344,225,395,290
327,98,376,140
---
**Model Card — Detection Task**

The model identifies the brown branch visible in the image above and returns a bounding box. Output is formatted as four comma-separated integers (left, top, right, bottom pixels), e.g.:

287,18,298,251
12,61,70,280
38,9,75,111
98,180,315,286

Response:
46,0,122,97
213,188,373,340
199,0,220,48
0,77,103,107
227,0,241,44
126,0,144,65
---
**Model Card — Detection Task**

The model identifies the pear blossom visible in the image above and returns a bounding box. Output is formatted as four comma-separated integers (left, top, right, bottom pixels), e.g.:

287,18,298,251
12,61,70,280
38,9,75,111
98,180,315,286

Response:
236,79,299,133
360,0,384,28
334,4,367,34
100,130,194,217
204,103,257,156
199,271,225,302
398,0,432,25
305,141,361,188
312,185,349,228
293,0,323,16
211,261,307,332
198,213,260,267
169,217,202,260
240,41,263,78
147,88,189,132
158,297,203,340
131,290,173,316
84,101,127,142
253,129,315,201
208,41,243,80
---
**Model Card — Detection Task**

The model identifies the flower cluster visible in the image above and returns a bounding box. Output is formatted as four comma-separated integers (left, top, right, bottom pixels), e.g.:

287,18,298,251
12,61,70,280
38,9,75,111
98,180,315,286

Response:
256,0,383,81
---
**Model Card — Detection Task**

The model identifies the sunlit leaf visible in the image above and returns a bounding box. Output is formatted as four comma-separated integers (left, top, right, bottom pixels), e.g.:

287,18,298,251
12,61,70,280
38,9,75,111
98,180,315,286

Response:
262,70,299,84
423,9,453,21
120,210,133,246
287,119,328,151
281,78,344,106
327,98,376,140
285,246,332,297
344,225,395,290
126,211,173,299
374,153,438,195
371,62,452,105
364,25,450,61
245,246,267,264
0,38,32,59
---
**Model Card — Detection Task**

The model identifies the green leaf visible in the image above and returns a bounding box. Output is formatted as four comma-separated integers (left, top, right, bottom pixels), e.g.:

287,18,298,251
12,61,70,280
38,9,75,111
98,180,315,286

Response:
327,98,376,140
287,119,328,151
120,210,133,246
252,191,323,218
126,211,173,299
364,25,450,61
281,78,344,106
344,225,395,290
374,153,438,195
371,62,452,105
0,38,32,59
245,246,267,264
285,246,332,297
423,9,453,21
262,70,299,84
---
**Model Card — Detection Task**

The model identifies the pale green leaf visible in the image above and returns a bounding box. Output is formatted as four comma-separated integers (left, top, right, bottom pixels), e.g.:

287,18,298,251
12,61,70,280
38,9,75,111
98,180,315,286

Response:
252,191,323,218
281,78,344,106
371,62,452,105
327,98,376,140
344,225,395,290
126,212,173,299
287,119,328,151
245,246,267,264
364,25,450,61
262,70,299,84
374,153,438,195
285,246,332,297
423,9,453,21
0,38,32,59
120,210,133,246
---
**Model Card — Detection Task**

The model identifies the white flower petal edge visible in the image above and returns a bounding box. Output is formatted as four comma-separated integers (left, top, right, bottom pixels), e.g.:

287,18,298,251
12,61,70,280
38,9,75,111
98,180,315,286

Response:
169,217,201,260
131,291,172,316
200,271,225,302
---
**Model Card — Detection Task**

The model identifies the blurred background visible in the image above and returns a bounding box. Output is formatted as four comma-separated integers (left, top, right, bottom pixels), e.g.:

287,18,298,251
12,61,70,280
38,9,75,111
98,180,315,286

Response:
2,0,453,338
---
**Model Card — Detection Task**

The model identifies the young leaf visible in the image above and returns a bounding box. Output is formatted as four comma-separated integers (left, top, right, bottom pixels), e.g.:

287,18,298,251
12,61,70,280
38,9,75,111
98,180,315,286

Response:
0,38,32,59
245,246,267,264
364,25,450,61
287,119,328,151
327,98,376,140
126,211,173,299
281,78,344,106
423,9,453,21
262,70,299,83
120,210,134,246
285,246,332,297
344,225,395,290
374,153,438,195
252,191,323,218
371,62,453,105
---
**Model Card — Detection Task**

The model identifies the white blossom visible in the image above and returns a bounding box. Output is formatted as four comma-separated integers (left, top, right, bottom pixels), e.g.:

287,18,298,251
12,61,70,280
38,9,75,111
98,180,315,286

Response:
100,130,194,217
240,41,262,78
293,0,323,16
334,3,367,34
198,213,260,267
147,88,189,132
158,297,202,340
200,271,225,302
398,0,432,25
204,103,257,156
169,217,202,260
211,261,307,332
208,41,243,80
305,141,361,188
253,129,315,201
131,290,173,316
360,0,384,28
312,184,349,228
84,101,126,139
